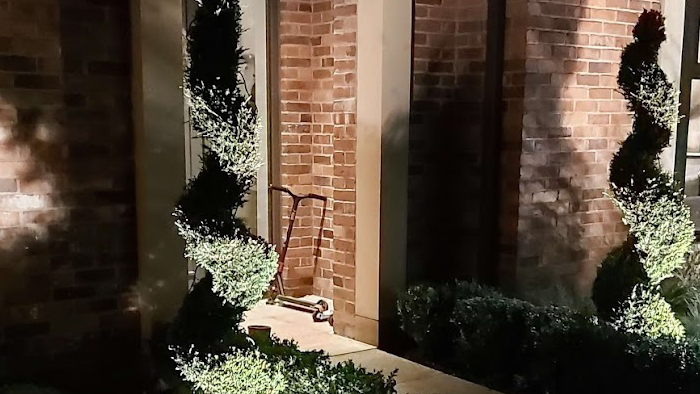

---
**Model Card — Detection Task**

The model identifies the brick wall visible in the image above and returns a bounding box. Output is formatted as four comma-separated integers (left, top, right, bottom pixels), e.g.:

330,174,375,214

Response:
276,0,668,337
311,0,337,300
513,0,662,296
500,0,529,289
279,0,321,297
277,0,358,338
329,0,358,338
408,0,663,298
408,0,489,284
0,1,138,391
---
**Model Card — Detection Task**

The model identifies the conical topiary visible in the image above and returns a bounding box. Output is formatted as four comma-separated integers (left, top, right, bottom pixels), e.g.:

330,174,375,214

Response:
161,3,397,393
168,0,278,360
592,9,694,341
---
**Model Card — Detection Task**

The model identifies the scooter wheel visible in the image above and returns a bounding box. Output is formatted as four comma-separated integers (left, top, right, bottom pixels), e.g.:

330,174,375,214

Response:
312,311,324,322
316,300,329,312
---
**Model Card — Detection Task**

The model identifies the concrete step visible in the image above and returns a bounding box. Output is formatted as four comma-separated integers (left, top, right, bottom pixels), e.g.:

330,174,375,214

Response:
244,301,500,394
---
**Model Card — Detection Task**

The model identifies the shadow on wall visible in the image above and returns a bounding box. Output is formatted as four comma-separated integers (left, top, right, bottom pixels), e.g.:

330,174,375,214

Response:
407,18,490,286
0,2,141,393
516,0,610,307
406,0,601,307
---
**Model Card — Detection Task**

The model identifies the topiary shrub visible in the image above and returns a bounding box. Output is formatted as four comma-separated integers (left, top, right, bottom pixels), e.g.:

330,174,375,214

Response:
177,225,278,309
168,275,249,356
175,349,287,394
169,0,279,361
173,335,397,394
397,281,498,361
259,339,397,394
159,1,397,393
175,0,277,315
592,241,647,321
399,282,700,394
592,9,694,340
662,247,700,339
152,1,272,389
613,285,686,340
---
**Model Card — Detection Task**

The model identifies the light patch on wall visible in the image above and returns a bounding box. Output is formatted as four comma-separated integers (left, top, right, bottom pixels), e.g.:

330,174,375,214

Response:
0,195,52,211
0,96,62,250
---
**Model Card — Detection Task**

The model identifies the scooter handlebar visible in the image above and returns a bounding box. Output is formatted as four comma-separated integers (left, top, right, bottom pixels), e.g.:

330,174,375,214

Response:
270,185,328,201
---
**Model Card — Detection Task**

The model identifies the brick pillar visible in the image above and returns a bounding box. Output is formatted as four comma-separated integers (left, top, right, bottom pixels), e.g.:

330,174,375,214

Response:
329,0,358,338
311,0,336,299
356,0,412,346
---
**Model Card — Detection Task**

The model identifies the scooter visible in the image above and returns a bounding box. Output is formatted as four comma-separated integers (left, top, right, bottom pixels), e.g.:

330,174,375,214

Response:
268,185,333,324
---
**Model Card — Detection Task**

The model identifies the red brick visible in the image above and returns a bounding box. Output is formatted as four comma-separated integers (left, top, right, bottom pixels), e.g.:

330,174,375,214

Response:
0,178,16,192
0,0,138,385
512,3,654,296
278,0,358,331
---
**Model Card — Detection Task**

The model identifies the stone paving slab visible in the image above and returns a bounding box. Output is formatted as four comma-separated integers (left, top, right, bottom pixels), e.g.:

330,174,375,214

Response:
244,299,499,394
331,349,498,394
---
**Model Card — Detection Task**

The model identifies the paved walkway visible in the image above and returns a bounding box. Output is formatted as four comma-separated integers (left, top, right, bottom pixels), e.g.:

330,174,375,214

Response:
243,298,498,394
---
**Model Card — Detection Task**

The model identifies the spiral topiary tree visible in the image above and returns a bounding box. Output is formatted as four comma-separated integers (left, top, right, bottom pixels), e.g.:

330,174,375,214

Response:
161,0,279,388
592,10,694,340
159,2,397,393
177,0,278,311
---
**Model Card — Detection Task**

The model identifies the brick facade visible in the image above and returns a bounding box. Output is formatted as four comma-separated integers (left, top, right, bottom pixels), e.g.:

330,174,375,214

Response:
278,0,328,298
409,0,489,283
0,1,139,391
329,0,358,337
275,0,668,337
277,0,358,338
513,0,662,296
500,0,529,289
0,0,673,374
405,0,663,299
